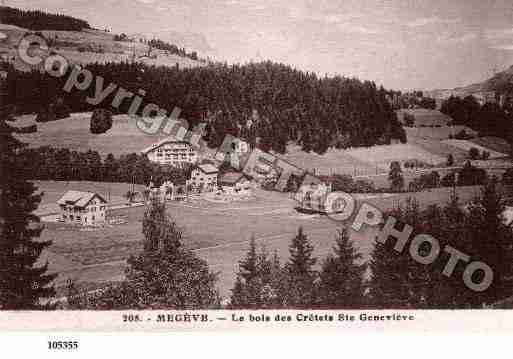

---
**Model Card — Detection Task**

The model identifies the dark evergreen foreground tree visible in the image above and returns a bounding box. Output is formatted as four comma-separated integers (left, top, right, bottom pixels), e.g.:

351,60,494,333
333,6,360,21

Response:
318,228,365,308
0,118,56,309
368,186,513,309
282,227,318,307
464,178,513,306
230,238,285,308
68,197,219,309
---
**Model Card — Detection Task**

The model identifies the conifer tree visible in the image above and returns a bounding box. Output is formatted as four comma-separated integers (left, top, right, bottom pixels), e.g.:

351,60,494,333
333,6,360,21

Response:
367,200,429,308
388,161,404,192
318,228,365,308
283,227,318,307
230,236,260,307
465,178,513,306
0,118,56,309
69,197,219,309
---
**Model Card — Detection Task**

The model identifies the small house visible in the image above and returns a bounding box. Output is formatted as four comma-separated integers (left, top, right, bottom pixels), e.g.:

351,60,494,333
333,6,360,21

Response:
57,190,107,225
218,171,251,194
190,163,219,192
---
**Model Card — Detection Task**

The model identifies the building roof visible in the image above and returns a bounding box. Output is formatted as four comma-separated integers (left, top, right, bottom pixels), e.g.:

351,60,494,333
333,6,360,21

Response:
141,136,192,154
196,163,219,174
57,191,107,208
218,172,247,185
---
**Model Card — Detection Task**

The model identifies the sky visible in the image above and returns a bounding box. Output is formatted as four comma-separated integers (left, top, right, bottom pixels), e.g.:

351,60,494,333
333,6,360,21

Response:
7,0,513,90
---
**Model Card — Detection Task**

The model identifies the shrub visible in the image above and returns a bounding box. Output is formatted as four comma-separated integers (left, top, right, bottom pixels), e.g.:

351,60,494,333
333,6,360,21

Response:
54,97,71,119
14,124,37,134
330,174,375,193
458,161,487,186
90,108,113,134
403,113,415,126
454,129,474,140
468,147,480,160
446,153,454,166
502,168,513,186
35,104,56,122
481,151,490,160
441,172,456,187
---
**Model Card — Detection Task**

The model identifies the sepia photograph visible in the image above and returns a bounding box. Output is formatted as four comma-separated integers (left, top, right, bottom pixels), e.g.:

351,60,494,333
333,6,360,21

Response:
1,0,513,339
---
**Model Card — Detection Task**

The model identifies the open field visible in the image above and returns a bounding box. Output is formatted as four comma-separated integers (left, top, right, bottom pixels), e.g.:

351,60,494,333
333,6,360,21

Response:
347,143,446,170
14,113,171,157
280,143,446,177
37,181,483,299
405,125,477,141
442,139,507,159
278,144,378,176
396,108,452,127
470,137,511,155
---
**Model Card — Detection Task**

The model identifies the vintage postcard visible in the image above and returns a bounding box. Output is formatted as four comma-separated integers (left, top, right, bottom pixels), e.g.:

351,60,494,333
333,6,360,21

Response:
1,0,513,340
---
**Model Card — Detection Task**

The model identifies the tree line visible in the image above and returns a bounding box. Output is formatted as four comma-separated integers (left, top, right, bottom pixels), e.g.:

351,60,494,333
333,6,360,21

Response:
18,146,190,186
0,6,91,31
147,38,199,61
441,95,513,141
4,60,406,155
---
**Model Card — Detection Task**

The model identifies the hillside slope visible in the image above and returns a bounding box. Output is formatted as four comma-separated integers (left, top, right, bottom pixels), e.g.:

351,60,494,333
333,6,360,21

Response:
0,23,204,69
426,64,513,100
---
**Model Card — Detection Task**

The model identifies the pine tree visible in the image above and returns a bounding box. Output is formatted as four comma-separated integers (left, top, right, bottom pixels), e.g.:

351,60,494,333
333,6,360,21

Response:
142,198,181,253
0,118,56,309
283,227,318,307
446,153,454,167
388,161,404,192
465,178,513,306
69,197,219,309
367,200,429,308
318,228,365,308
230,236,260,308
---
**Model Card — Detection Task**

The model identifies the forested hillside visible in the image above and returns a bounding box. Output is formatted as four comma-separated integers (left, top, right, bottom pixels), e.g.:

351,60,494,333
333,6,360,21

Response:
0,6,91,31
5,61,405,154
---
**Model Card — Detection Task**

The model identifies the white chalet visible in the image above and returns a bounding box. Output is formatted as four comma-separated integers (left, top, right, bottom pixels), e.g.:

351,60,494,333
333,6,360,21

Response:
141,137,198,166
190,164,219,192
57,191,107,225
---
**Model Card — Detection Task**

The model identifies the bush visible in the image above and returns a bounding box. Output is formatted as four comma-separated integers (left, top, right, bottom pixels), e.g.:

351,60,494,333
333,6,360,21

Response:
90,108,113,134
481,151,490,160
503,168,513,186
458,161,487,186
468,147,480,160
330,174,375,193
14,124,37,134
454,129,474,140
35,99,70,122
441,172,456,187
446,153,454,166
35,104,56,122
403,113,415,126
54,97,71,119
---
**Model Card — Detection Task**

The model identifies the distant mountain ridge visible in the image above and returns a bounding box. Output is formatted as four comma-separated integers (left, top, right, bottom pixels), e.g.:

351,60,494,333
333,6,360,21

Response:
426,64,513,100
